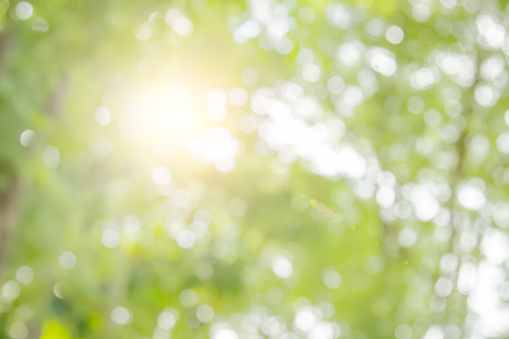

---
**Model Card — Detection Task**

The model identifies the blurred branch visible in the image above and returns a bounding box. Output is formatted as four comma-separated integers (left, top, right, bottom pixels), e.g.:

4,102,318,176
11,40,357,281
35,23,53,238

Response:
46,73,70,117
0,31,9,68
447,50,483,254
0,178,22,281
0,67,70,281
437,48,483,316
0,30,13,282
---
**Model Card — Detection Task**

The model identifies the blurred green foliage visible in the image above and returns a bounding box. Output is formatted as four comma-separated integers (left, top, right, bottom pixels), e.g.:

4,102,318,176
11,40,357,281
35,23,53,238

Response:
1,0,509,338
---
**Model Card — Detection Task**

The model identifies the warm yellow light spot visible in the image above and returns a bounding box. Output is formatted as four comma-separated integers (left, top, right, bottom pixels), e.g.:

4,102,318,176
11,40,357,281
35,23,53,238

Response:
324,208,333,217
309,199,318,207
333,213,343,223
350,226,357,231
40,320,71,339
114,73,124,82
121,83,202,145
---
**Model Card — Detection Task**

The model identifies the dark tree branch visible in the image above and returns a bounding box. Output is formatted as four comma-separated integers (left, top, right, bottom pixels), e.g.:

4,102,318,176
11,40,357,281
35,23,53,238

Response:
447,49,483,255
0,178,22,282
0,64,70,281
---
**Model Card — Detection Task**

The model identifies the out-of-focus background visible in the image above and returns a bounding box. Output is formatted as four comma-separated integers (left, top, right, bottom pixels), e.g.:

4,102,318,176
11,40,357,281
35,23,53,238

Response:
1,0,509,338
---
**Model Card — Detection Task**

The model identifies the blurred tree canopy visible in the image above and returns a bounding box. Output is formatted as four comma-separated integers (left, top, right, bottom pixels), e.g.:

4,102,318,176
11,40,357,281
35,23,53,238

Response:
1,0,509,338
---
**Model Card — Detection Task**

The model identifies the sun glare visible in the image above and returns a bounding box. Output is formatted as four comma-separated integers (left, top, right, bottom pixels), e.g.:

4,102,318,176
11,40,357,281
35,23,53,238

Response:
121,83,201,140
102,66,243,174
